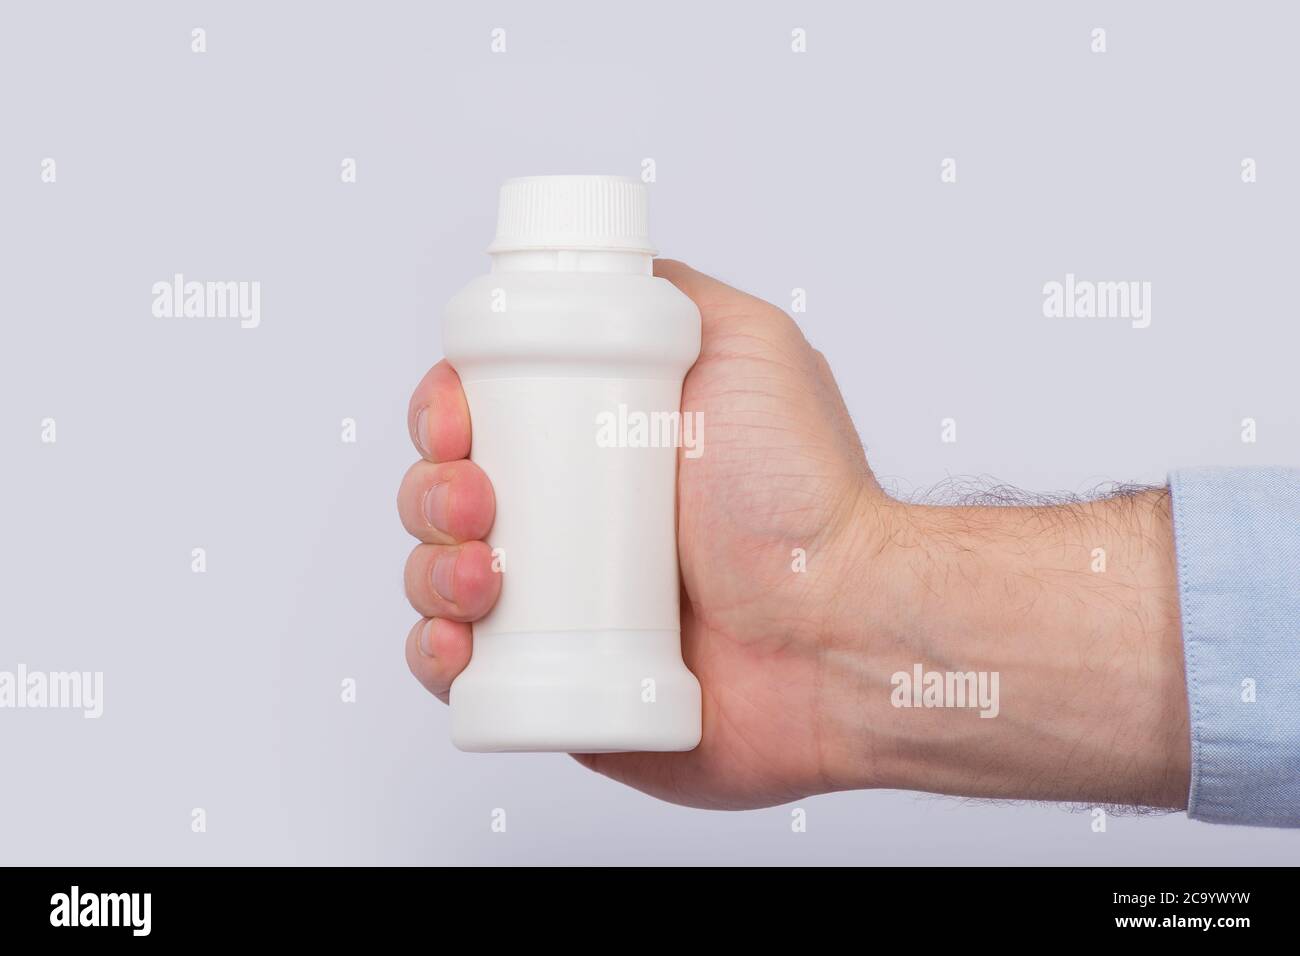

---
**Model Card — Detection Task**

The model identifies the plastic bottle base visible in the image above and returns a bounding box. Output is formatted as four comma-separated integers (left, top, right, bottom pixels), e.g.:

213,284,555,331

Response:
449,629,702,753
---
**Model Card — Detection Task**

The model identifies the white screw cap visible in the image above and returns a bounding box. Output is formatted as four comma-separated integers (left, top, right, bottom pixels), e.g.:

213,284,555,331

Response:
486,175,656,254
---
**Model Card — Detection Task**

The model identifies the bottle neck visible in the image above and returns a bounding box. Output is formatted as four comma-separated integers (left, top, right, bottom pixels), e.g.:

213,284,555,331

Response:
490,249,653,275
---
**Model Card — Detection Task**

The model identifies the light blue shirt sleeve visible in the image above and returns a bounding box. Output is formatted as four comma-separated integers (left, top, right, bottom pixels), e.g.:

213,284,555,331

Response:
1169,467,1300,827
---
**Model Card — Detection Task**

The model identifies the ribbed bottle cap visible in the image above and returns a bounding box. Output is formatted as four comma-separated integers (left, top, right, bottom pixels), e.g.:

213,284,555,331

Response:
486,175,656,254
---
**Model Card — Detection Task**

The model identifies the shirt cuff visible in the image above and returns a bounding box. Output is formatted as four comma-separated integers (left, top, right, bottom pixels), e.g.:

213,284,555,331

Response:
1169,467,1300,827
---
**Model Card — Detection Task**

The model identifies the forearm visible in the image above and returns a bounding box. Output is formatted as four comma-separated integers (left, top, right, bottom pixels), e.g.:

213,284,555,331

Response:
835,489,1190,808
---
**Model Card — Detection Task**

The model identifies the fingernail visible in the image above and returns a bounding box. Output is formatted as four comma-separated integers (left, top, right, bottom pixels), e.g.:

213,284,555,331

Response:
431,550,459,604
423,481,450,531
415,406,431,458
417,619,435,657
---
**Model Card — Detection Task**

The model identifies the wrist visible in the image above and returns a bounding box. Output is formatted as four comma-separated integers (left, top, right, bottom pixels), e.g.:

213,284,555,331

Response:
821,487,1191,808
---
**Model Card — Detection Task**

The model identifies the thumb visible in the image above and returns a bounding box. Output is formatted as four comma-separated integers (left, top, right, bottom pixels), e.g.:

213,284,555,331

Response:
653,258,786,334
653,258,814,371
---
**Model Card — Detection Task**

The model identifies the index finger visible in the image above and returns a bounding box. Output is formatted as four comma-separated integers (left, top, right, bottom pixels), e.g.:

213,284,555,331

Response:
408,360,472,463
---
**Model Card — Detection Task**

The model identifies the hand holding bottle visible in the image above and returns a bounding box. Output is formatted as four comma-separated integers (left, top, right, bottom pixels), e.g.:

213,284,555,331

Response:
399,259,1191,811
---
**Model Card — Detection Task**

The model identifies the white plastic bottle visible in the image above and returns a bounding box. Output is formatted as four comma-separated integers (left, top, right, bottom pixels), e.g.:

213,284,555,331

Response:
442,175,702,753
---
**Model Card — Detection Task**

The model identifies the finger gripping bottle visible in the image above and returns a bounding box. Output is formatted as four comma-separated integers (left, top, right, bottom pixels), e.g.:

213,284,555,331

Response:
442,175,702,752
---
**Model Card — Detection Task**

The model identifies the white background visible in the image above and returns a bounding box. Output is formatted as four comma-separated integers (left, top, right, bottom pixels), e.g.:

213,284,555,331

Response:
2,1,1297,863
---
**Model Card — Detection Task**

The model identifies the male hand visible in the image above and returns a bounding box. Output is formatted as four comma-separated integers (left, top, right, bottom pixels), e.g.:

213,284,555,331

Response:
398,260,1191,811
